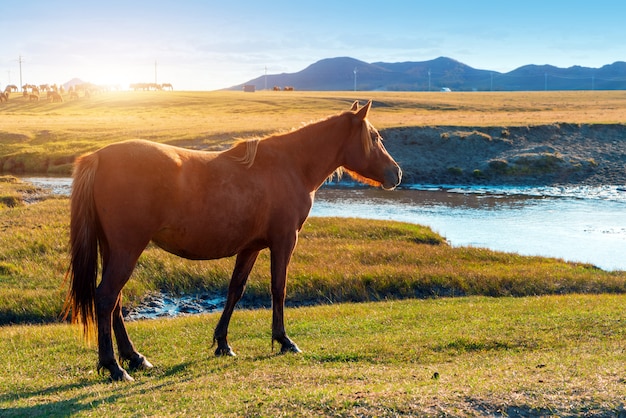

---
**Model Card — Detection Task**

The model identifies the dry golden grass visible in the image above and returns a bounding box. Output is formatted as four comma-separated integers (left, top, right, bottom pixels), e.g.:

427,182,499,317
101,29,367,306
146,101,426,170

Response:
2,90,626,175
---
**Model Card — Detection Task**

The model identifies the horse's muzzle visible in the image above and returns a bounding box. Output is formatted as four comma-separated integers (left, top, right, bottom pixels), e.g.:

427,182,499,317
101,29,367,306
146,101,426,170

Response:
382,165,402,190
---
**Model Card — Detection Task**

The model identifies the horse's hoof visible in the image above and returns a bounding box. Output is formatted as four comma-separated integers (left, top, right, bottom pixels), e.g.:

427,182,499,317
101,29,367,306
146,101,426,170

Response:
99,361,134,382
111,369,134,382
128,355,153,371
280,341,302,354
215,345,237,357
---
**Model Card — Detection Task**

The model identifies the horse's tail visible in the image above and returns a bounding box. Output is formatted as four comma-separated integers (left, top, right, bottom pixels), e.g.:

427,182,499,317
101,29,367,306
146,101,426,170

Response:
62,152,102,340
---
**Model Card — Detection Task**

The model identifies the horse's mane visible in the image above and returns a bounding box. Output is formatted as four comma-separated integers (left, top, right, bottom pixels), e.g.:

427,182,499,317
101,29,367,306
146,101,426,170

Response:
228,113,344,168
230,138,261,168
229,111,381,187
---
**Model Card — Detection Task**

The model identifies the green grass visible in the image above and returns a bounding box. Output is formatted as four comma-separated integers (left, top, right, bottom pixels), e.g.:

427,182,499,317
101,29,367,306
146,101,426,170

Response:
0,295,624,416
2,178,625,325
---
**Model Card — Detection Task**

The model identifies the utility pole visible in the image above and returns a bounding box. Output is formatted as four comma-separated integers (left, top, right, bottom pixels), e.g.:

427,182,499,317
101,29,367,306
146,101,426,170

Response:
265,66,267,90
154,60,158,85
428,69,431,92
353,67,357,92
18,55,23,91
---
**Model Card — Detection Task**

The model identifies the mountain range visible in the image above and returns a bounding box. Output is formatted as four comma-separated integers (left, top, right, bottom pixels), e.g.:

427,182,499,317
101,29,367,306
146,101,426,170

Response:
231,56,626,92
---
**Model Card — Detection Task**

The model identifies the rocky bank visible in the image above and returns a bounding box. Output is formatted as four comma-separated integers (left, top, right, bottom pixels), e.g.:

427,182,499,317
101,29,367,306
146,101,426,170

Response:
383,124,626,186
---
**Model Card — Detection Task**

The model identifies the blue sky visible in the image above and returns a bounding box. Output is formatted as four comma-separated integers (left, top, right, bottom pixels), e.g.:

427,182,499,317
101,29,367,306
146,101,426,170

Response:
1,0,624,90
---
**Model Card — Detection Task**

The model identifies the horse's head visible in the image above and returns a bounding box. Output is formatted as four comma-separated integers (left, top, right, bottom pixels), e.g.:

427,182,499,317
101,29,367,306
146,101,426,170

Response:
342,100,402,190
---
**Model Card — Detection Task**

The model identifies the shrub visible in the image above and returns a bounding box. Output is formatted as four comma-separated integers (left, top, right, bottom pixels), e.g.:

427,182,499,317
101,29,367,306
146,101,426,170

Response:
0,195,21,208
447,166,463,176
472,169,485,178
488,159,509,174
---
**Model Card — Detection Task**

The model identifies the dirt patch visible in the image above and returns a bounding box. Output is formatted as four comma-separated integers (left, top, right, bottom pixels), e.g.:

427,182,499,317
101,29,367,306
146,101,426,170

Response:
383,124,626,186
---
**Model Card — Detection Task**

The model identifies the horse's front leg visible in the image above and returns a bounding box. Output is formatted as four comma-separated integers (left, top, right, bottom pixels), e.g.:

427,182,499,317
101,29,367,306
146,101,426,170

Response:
213,249,260,356
113,293,153,371
270,235,302,354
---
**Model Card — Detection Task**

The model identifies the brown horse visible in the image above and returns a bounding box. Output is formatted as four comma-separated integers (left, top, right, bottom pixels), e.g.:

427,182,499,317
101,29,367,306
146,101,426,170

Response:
49,91,63,102
64,100,401,381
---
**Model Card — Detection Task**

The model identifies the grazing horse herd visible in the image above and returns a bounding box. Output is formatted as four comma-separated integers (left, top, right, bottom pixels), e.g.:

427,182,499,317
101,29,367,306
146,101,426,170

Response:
0,82,125,104
21,84,67,102
0,81,174,104
273,85,295,91
129,82,174,91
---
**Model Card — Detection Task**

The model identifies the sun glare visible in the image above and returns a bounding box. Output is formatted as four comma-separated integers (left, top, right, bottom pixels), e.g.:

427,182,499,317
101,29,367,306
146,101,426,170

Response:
82,67,136,91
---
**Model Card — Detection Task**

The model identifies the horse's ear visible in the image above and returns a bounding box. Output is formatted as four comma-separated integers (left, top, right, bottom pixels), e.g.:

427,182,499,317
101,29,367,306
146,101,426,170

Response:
355,100,372,120
350,101,359,111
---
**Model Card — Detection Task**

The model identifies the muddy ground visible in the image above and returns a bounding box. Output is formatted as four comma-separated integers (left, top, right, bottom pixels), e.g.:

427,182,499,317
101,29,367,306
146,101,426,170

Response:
383,123,626,186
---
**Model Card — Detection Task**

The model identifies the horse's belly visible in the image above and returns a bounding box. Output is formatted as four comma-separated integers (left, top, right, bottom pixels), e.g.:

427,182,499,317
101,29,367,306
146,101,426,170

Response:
151,223,265,261
152,238,236,260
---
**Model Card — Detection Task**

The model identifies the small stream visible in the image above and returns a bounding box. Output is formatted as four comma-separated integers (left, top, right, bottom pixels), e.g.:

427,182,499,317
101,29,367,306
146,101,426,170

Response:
124,292,226,321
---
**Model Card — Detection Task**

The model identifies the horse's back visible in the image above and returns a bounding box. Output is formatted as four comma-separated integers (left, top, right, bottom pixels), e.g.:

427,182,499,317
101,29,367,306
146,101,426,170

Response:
88,141,203,249
96,139,191,175
86,139,275,259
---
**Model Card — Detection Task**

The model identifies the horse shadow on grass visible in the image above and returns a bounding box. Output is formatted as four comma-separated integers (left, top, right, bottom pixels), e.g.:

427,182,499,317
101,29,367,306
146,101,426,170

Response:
0,361,195,417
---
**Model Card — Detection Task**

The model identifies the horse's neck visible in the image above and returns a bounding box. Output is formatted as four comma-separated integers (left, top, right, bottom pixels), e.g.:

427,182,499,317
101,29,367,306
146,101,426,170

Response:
275,115,348,192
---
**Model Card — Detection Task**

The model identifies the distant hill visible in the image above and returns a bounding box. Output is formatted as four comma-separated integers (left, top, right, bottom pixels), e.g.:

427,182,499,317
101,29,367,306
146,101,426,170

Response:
231,57,626,92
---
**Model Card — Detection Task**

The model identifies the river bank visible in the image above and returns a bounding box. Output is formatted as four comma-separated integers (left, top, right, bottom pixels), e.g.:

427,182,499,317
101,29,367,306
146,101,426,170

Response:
383,123,626,186
2,123,626,188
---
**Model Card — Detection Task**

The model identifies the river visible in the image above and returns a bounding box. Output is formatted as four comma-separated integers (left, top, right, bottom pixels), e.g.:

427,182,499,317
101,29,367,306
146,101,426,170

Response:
23,177,626,271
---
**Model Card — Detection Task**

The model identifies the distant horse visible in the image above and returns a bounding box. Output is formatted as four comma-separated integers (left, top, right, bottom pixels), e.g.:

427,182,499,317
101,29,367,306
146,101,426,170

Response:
29,93,39,101
161,83,173,90
49,91,63,102
0,92,7,102
63,100,402,381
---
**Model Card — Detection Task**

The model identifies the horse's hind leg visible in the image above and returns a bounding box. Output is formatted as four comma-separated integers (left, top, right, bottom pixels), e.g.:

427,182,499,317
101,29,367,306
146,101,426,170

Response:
96,254,141,381
113,293,153,371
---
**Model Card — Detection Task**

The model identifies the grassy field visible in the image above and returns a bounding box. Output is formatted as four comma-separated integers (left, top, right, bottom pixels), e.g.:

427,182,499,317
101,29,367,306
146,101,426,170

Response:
1,295,624,416
1,91,626,415
2,90,626,175
1,178,625,415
